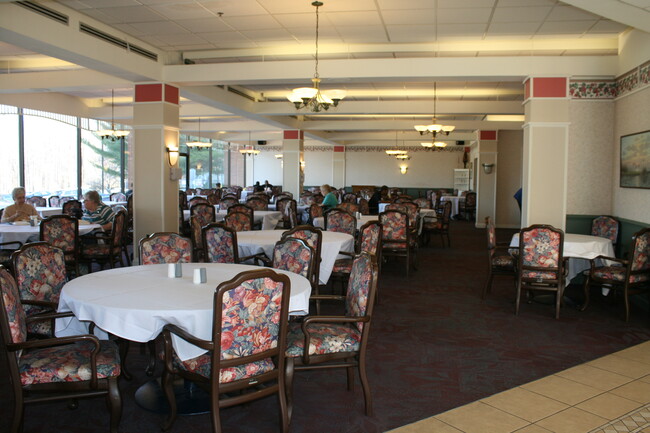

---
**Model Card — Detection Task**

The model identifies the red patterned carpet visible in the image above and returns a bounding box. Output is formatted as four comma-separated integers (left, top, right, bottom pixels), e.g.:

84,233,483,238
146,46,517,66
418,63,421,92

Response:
1,220,649,433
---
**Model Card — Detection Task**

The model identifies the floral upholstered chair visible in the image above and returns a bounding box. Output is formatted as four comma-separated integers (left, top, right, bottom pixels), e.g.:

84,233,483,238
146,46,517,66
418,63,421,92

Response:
413,198,430,209
380,210,415,277
139,232,192,264
515,224,565,319
460,191,477,221
188,196,209,208
0,266,122,433
423,201,451,247
161,269,292,433
272,237,316,284
590,215,620,248
12,242,67,337
178,190,188,211
62,199,82,217
281,225,323,289
109,192,126,202
307,203,323,225
48,195,60,207
337,202,360,214
202,223,238,264
285,252,378,417
276,198,298,229
224,210,253,232
325,208,356,236
246,196,269,211
482,217,517,299
26,196,46,207
189,203,216,260
582,227,649,321
40,214,80,276
79,209,127,272
358,198,370,215
218,196,238,211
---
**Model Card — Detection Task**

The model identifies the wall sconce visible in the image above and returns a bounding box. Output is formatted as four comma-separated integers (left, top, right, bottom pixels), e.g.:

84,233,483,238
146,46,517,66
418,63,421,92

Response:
399,164,408,175
167,146,180,166
482,163,495,174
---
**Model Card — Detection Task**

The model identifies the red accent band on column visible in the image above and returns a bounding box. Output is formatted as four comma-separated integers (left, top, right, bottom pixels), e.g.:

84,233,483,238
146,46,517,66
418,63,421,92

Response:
333,146,345,152
479,130,497,141
284,130,300,140
524,79,531,100
532,77,567,98
164,85,179,105
135,84,163,102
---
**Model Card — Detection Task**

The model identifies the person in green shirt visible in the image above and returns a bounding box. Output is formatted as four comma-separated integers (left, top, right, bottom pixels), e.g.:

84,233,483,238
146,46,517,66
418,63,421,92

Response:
320,184,338,210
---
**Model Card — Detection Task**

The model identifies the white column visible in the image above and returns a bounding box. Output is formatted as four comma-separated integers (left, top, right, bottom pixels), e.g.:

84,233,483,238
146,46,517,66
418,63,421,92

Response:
522,77,570,230
132,83,180,262
282,130,304,196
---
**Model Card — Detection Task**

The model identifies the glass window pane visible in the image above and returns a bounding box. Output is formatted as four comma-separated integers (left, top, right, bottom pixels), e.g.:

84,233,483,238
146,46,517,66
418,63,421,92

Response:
211,143,226,187
0,106,20,207
23,114,77,199
81,130,124,198
230,146,244,187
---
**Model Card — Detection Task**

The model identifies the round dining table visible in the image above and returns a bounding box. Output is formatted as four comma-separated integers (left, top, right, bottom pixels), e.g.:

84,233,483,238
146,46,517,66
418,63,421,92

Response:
55,263,311,362
237,229,355,285
0,220,101,249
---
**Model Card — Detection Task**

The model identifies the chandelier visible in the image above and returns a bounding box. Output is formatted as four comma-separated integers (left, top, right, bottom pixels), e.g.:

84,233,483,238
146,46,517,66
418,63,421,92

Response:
421,138,448,151
96,89,130,140
239,131,260,156
186,118,211,148
414,83,455,138
386,132,410,160
286,1,346,112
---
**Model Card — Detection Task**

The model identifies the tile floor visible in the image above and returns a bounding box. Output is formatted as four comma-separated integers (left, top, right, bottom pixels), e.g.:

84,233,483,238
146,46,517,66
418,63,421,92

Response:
389,340,650,433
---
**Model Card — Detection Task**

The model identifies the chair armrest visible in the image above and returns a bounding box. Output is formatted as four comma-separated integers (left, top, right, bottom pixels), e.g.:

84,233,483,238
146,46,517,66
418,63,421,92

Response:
299,315,370,365
25,309,75,323
309,294,345,302
239,252,271,267
162,324,213,351
21,299,58,310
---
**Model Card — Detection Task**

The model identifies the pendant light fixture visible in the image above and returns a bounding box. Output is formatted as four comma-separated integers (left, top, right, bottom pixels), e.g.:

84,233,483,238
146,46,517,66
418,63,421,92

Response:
186,117,211,148
414,83,455,138
96,89,130,140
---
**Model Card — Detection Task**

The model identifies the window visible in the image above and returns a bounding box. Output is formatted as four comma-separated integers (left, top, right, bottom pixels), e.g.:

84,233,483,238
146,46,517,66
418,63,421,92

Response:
81,118,127,197
0,105,20,206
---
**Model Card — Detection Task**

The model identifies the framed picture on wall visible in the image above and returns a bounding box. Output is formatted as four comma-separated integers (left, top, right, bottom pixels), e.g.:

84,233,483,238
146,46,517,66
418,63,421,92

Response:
620,129,650,189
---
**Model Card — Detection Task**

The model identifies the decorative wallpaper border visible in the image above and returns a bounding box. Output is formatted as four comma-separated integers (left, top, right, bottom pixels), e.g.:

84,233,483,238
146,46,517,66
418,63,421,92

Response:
570,60,650,99
256,145,464,153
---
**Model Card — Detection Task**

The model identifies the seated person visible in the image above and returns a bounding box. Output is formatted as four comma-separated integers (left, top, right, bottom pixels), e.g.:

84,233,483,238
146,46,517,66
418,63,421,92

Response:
253,181,264,193
1,187,38,223
369,185,388,215
320,184,338,211
82,190,115,231
263,180,274,191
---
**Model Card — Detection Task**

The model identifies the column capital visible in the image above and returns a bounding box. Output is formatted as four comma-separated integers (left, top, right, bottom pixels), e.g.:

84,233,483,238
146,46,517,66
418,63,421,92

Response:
135,83,179,105
524,77,569,100
283,130,304,140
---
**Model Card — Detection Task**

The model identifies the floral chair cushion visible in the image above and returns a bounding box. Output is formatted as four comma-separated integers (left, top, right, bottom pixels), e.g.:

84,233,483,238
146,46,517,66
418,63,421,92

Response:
358,199,369,215
19,340,121,385
631,231,649,272
246,198,268,211
521,228,560,269
204,226,236,263
591,216,619,244
81,244,121,258
380,211,408,243
492,254,516,268
140,234,192,264
593,265,649,283
346,254,373,331
332,258,353,274
191,204,215,227
326,211,356,236
41,217,77,254
273,239,313,279
337,202,360,214
172,352,275,382
309,204,323,220
0,268,27,344
219,198,239,211
521,270,557,280
285,322,361,357
14,245,67,331
224,212,252,232
360,223,381,255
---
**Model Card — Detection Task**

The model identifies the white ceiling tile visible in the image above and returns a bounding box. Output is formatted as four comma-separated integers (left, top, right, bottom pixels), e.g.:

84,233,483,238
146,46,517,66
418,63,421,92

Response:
75,0,140,7
377,0,438,9
438,0,497,8
307,0,377,12
588,20,630,33
436,23,487,37
620,0,650,7
171,43,217,50
111,23,148,37
148,3,216,20
491,6,553,23
325,11,383,26
273,12,321,28
175,17,232,33
287,26,342,42
386,25,436,43
545,5,601,21
240,29,295,42
381,9,437,25
76,8,125,24
437,8,493,23
138,0,196,4
91,6,167,23
486,21,541,35
55,0,94,9
220,14,284,30
129,20,191,35
197,31,253,43
200,0,270,16
537,20,594,34
497,0,556,5
335,26,389,43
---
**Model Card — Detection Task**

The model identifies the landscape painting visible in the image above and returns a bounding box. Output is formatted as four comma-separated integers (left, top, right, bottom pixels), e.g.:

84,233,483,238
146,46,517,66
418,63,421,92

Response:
620,130,650,189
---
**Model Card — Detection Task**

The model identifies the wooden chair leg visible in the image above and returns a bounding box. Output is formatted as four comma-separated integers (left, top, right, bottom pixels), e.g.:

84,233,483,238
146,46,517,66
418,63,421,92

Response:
580,275,591,311
107,377,122,433
358,359,373,417
161,370,177,432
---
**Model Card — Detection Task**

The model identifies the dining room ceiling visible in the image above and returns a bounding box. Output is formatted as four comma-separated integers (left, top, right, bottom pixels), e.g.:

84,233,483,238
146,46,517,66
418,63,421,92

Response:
0,0,648,146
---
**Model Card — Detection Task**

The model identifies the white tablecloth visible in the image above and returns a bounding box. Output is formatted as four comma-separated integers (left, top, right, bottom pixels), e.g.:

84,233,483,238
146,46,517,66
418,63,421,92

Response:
183,208,282,230
36,206,62,218
0,221,101,248
104,201,127,208
312,215,377,230
441,196,464,216
55,263,311,361
237,230,355,285
510,233,615,283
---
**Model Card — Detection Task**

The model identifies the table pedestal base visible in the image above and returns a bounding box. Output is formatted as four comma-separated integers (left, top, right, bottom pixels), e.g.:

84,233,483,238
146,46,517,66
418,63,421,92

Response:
135,378,211,415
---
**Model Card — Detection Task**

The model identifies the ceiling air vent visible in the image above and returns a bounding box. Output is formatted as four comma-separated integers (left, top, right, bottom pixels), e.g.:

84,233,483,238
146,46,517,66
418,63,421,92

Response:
227,86,256,102
15,1,69,25
80,23,128,49
128,44,158,62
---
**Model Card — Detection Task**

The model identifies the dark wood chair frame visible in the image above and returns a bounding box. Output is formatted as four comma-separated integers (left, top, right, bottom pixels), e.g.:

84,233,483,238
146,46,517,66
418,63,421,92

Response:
482,216,517,299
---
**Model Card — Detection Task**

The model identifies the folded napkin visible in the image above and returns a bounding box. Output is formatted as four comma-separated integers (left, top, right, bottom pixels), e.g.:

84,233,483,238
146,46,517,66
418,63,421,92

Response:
13,221,30,226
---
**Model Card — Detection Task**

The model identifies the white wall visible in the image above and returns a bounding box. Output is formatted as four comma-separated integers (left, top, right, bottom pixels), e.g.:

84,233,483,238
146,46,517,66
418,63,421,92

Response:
304,147,334,187
496,130,523,228
249,151,284,188
613,85,650,224
567,100,615,215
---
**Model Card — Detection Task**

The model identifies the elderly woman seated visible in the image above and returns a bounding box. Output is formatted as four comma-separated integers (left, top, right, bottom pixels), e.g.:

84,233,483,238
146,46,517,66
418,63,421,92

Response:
82,190,115,231
1,187,38,223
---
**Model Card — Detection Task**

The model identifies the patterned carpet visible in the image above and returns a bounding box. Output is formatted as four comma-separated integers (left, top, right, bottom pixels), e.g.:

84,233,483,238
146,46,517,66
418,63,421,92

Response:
1,221,649,433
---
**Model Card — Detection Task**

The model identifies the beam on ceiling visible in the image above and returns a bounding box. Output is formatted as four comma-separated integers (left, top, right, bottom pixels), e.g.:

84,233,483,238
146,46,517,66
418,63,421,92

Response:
562,0,650,33
0,69,132,94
